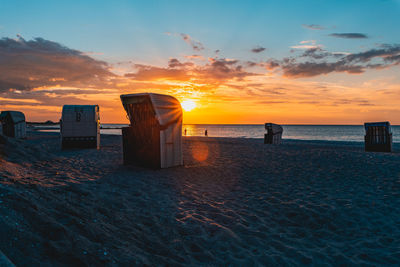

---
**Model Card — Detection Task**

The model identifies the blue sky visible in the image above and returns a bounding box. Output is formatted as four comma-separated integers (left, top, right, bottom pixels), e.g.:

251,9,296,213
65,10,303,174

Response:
2,0,399,63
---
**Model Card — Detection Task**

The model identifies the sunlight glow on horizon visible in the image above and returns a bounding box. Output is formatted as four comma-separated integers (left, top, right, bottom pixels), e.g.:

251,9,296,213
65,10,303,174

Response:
181,100,197,112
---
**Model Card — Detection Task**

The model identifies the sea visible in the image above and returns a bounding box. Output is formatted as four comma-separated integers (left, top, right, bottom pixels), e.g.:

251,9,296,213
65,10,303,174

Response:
33,124,400,143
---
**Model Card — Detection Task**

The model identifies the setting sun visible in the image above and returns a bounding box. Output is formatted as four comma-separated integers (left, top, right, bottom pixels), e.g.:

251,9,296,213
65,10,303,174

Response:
181,100,196,112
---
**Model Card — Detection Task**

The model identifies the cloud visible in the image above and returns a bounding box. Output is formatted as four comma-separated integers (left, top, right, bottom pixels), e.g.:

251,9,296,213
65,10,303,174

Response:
180,33,204,51
281,61,365,78
184,54,205,60
251,46,266,53
329,33,368,39
124,64,189,81
302,24,325,30
300,47,332,59
2,34,400,120
203,58,254,81
246,61,258,67
291,40,323,50
279,44,400,78
300,40,315,44
345,44,400,62
168,58,194,68
264,60,280,70
0,35,259,105
0,36,114,92
291,44,322,49
124,57,258,84
257,100,286,104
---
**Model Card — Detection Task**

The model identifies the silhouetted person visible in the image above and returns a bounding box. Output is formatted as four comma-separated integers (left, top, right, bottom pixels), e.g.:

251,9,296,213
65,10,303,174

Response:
184,128,187,136
205,129,208,136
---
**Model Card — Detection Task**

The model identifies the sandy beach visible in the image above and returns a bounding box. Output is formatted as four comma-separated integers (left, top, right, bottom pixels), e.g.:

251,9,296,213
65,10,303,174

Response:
1,131,400,266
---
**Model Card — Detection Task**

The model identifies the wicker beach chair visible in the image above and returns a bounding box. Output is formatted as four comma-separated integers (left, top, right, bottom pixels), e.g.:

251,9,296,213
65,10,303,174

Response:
120,93,183,168
264,123,283,144
364,122,392,152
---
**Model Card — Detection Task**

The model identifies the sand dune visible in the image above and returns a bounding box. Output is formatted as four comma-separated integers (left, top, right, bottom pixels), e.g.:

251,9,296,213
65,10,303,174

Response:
1,132,400,266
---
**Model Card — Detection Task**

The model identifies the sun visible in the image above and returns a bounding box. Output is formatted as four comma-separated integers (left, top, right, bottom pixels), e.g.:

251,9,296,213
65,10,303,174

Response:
181,100,196,111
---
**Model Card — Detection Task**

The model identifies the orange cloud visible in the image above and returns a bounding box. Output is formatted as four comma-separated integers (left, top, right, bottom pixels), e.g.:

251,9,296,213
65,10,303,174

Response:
184,54,205,60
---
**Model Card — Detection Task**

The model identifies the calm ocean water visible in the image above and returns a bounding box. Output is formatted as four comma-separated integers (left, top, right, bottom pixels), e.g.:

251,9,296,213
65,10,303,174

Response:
34,124,400,142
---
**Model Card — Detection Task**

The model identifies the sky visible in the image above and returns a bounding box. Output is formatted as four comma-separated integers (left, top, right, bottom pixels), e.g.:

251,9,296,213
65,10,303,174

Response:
1,0,400,124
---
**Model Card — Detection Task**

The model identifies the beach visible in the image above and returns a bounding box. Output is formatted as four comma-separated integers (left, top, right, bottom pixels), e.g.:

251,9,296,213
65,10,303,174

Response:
1,131,400,266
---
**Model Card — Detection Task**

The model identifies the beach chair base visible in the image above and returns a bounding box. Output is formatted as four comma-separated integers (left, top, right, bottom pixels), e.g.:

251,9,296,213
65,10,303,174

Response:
364,136,392,152
264,133,282,144
122,126,161,168
61,137,99,149
364,122,392,152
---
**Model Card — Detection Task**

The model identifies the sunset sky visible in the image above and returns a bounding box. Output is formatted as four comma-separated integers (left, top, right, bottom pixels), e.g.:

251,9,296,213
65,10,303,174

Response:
1,0,400,124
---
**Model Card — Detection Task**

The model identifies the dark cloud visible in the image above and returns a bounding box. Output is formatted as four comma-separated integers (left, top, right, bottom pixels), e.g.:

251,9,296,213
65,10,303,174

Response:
168,58,194,68
168,58,181,68
251,46,266,53
329,33,368,39
246,61,258,67
278,44,400,78
0,36,115,92
281,61,364,78
302,24,325,30
385,54,400,62
202,58,252,81
300,48,332,59
264,60,280,70
345,44,400,62
180,33,204,51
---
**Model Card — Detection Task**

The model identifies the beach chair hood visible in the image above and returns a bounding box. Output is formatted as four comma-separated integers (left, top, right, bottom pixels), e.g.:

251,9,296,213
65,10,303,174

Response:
0,111,26,124
120,93,183,168
120,93,182,128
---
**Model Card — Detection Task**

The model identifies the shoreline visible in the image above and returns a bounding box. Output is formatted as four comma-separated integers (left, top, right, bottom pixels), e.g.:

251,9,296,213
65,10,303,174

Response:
29,129,400,147
28,124,400,143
